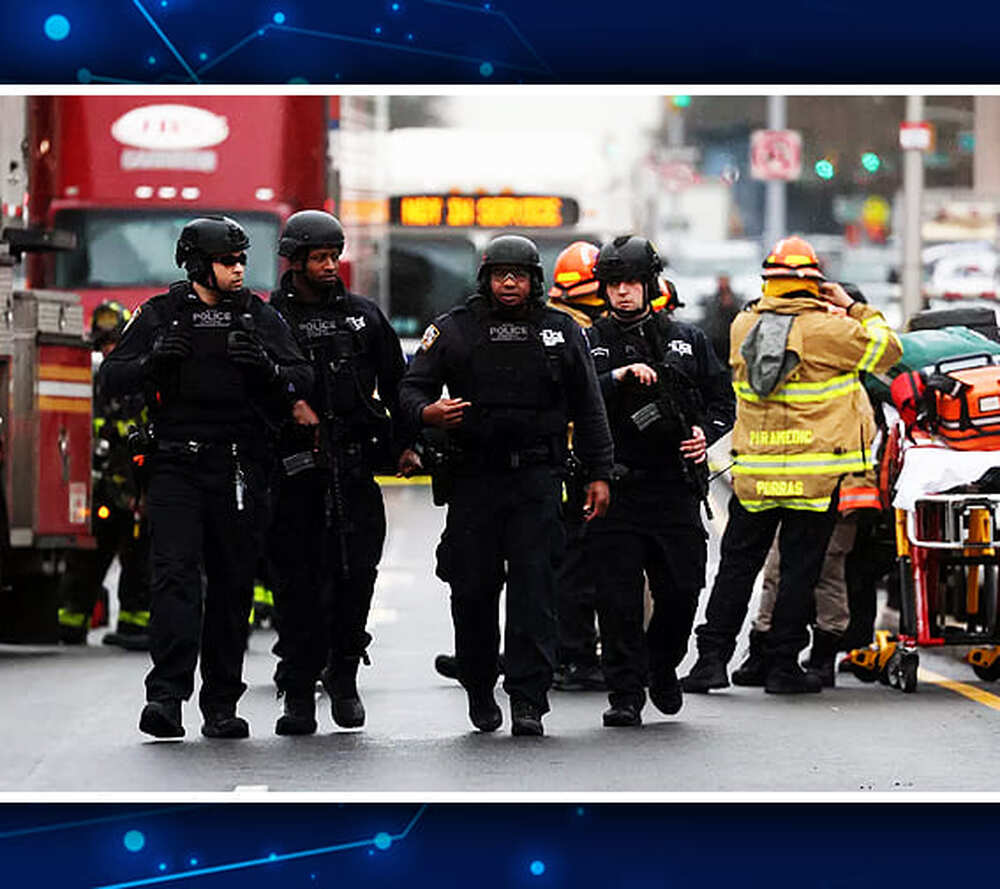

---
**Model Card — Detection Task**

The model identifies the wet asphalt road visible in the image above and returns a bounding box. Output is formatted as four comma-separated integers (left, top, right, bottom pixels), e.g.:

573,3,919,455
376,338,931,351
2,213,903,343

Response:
2,482,999,793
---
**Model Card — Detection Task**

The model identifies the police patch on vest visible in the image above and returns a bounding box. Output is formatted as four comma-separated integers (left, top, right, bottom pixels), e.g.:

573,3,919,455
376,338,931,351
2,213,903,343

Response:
540,328,565,347
299,318,341,341
668,339,693,357
591,346,610,359
346,316,366,331
420,324,440,351
192,308,233,328
489,323,529,342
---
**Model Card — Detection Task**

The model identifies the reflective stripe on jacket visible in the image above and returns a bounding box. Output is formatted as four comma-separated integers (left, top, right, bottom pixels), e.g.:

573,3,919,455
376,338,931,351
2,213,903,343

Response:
729,295,901,512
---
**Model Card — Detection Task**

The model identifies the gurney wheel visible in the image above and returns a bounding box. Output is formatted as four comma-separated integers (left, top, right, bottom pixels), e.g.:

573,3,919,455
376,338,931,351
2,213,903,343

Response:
900,653,918,693
972,663,1000,682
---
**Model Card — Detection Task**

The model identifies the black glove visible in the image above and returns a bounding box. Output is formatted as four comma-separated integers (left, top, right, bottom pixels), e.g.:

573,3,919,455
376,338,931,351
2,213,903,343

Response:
147,324,192,382
227,330,277,384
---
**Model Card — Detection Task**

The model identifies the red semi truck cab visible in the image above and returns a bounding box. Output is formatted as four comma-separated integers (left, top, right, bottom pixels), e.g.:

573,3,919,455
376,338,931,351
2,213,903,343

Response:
26,96,329,323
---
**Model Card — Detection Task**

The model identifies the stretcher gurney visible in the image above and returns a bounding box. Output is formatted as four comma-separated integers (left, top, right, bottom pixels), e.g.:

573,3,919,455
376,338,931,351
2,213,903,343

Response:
844,423,1000,691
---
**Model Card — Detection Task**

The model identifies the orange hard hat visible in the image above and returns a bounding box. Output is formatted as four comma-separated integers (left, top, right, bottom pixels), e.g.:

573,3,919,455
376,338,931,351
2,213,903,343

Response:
651,276,682,313
549,241,602,307
761,235,825,280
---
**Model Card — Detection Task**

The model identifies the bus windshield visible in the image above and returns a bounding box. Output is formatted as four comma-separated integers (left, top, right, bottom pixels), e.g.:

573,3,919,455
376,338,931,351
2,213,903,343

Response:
51,209,280,293
389,233,478,336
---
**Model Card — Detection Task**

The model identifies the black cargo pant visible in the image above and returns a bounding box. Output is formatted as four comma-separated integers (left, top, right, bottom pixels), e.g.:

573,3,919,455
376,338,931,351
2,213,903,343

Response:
438,465,564,713
694,494,838,666
590,478,707,709
58,503,150,630
556,489,600,669
145,446,266,715
269,468,386,696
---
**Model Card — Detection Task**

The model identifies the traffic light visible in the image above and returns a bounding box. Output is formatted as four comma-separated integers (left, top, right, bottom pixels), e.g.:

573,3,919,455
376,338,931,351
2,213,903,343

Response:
814,159,835,180
669,95,691,109
861,151,881,173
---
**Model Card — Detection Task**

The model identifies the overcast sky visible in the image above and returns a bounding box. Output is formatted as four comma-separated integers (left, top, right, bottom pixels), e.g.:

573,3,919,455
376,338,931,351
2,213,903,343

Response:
444,93,662,134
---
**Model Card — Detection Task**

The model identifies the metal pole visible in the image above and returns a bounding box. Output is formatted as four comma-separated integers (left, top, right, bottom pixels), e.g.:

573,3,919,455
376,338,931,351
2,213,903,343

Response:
902,94,925,322
764,95,786,249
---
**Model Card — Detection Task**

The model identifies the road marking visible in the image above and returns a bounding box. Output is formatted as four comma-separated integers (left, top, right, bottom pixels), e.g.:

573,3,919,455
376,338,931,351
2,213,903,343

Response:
376,476,430,486
233,785,268,792
919,666,1000,711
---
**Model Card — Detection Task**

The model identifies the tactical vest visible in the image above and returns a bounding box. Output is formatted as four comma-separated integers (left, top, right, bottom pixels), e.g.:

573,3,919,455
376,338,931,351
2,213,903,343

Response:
593,315,704,472
154,283,256,436
452,305,569,453
276,291,390,418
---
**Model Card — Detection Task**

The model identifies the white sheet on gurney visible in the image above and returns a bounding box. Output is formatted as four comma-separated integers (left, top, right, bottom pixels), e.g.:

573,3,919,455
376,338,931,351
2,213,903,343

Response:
893,443,1000,510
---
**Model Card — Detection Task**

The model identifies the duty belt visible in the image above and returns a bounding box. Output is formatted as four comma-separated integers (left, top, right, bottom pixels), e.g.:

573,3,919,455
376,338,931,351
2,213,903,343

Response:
459,444,558,471
157,439,233,456
609,463,680,484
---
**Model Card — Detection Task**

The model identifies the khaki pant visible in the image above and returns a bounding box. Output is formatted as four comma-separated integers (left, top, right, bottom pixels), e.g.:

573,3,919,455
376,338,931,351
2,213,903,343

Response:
752,516,856,635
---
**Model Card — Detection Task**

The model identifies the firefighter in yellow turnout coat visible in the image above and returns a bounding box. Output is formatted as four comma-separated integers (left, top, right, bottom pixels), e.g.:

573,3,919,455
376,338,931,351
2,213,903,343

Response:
682,236,901,695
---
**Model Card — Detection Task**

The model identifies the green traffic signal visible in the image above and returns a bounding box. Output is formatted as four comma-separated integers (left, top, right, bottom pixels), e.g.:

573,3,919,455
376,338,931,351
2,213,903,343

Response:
671,95,692,109
861,152,881,173
815,159,835,180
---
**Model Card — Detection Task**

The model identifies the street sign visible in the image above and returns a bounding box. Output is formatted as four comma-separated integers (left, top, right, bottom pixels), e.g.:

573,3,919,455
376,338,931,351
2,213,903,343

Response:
750,129,802,181
658,161,697,192
899,121,933,151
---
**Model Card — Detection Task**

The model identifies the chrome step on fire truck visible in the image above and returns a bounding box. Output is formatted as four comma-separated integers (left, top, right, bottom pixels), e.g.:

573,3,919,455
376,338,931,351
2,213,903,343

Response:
0,227,94,644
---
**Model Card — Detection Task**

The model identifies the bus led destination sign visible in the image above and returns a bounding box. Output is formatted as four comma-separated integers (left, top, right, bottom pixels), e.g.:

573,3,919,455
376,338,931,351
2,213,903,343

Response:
392,194,580,228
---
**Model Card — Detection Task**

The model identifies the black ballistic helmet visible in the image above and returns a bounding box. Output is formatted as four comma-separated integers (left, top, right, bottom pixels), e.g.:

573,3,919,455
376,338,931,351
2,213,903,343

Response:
594,235,663,284
278,210,345,259
476,234,545,302
175,216,250,285
594,235,664,311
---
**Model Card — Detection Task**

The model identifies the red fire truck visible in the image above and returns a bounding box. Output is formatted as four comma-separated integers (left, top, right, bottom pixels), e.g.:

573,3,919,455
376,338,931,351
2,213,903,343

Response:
0,95,388,642
23,96,331,323
0,227,94,643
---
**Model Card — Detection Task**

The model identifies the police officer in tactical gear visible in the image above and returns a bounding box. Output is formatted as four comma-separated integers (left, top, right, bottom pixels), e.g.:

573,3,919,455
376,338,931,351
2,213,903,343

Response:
99,216,312,740
58,301,152,651
400,234,613,737
587,235,734,727
267,209,415,736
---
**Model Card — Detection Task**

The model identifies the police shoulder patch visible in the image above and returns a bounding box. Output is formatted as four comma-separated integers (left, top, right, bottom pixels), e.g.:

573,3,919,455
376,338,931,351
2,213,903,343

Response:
420,323,440,351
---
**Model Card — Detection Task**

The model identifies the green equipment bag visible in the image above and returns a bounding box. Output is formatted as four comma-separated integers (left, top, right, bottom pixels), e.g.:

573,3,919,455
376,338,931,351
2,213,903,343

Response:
864,326,1000,404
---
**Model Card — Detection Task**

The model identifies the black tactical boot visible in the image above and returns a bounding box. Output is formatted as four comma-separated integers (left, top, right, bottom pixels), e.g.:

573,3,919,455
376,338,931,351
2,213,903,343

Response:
602,701,642,727
139,700,184,739
102,626,151,652
731,630,769,687
649,668,683,715
804,627,841,688
434,653,459,680
201,711,250,738
511,698,544,737
467,687,502,732
435,652,505,682
553,661,607,692
323,658,365,728
764,662,823,695
275,690,317,736
681,655,730,693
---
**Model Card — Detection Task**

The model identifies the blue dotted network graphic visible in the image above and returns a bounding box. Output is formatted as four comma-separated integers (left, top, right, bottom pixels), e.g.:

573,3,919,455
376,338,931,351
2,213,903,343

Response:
24,0,551,84
7,804,1000,888
9,0,1000,82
